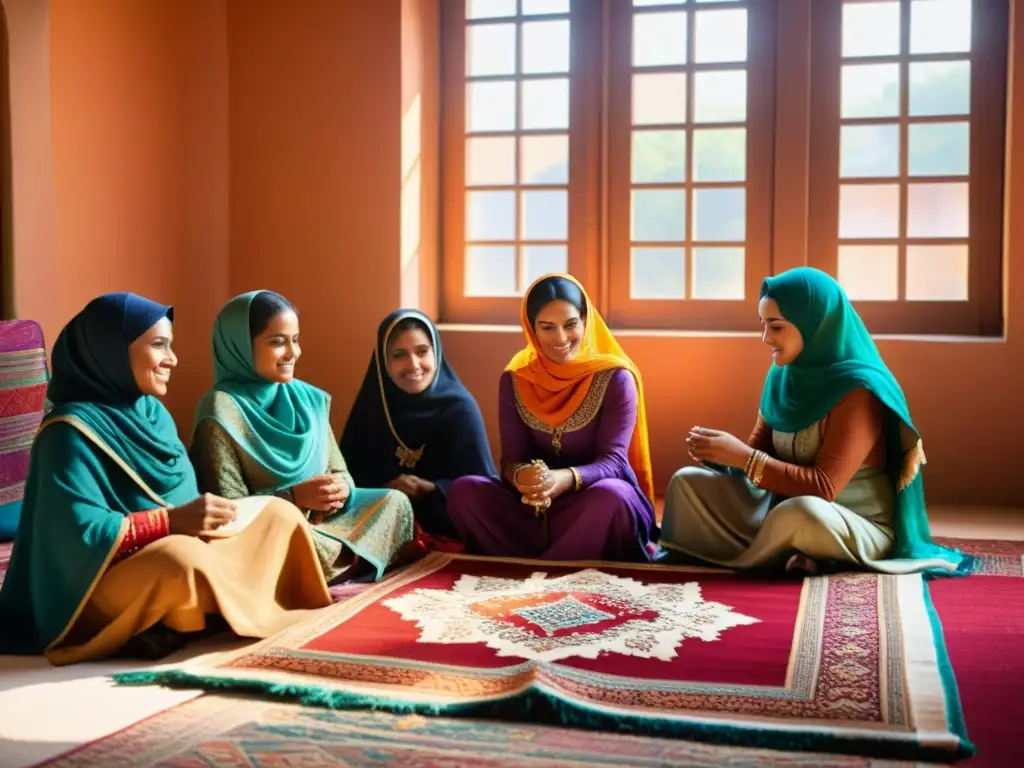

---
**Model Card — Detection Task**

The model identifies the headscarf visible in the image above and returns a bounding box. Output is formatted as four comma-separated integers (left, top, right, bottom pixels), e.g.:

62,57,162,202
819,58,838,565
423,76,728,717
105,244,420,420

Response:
340,309,496,489
192,291,331,492
759,267,963,572
507,274,654,500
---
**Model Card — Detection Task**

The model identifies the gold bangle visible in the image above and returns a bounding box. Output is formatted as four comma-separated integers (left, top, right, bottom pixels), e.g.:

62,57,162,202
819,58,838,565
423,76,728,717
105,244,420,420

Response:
744,451,756,476
511,463,529,485
569,467,582,492
749,451,769,487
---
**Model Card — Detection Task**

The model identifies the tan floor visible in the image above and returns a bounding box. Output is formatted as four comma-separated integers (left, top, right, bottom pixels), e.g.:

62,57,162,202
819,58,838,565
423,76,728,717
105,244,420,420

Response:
0,506,1020,768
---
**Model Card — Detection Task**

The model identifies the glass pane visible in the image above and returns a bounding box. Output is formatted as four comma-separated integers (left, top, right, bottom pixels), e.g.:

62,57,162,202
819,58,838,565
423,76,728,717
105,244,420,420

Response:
838,245,899,300
838,184,900,238
693,247,745,299
521,190,568,240
840,124,899,179
909,122,969,176
694,8,747,63
693,128,745,181
467,0,516,19
520,134,569,184
631,247,686,299
693,188,745,241
633,73,688,125
694,70,746,122
466,136,516,185
465,245,517,296
842,64,900,119
521,78,570,129
909,61,970,116
907,182,969,237
522,20,570,74
633,11,688,68
467,81,516,132
467,190,516,240
633,130,686,183
842,2,900,58
910,0,972,55
523,245,568,286
632,189,687,241
906,245,969,300
467,24,516,76
522,0,571,13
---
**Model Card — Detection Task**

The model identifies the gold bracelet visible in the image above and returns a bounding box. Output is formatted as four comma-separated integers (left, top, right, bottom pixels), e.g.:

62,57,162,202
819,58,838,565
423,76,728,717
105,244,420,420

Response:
749,450,769,487
569,467,582,492
511,463,529,485
744,451,756,476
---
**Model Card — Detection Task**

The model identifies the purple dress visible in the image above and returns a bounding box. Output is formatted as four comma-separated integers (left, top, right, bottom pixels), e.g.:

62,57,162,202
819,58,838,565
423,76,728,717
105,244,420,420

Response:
447,368,658,561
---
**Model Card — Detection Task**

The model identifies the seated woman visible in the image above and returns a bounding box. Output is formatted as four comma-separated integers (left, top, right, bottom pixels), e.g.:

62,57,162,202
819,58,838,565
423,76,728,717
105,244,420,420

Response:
339,309,497,543
190,291,414,583
660,267,964,575
447,274,659,562
0,293,332,665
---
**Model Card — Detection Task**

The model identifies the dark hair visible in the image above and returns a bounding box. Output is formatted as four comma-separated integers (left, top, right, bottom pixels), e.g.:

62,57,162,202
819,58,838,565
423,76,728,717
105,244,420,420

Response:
387,317,432,352
248,291,297,339
525,276,586,326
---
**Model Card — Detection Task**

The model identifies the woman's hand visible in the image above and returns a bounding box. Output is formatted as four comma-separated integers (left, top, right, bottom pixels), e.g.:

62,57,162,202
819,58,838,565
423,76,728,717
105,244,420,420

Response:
388,474,436,500
292,474,349,513
687,426,754,469
167,493,238,537
514,465,573,505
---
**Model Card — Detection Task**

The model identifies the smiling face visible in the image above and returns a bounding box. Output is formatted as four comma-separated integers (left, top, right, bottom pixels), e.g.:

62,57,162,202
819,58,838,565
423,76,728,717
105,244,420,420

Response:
252,310,301,383
758,296,804,366
533,299,585,364
386,324,436,395
128,316,177,397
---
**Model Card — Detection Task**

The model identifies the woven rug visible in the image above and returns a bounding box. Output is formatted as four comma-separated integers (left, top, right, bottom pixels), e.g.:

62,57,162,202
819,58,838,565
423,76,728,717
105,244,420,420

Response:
116,552,972,762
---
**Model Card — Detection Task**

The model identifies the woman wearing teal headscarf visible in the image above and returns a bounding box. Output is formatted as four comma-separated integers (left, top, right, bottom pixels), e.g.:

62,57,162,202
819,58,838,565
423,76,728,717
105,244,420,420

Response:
190,291,415,583
0,293,332,665
660,268,964,575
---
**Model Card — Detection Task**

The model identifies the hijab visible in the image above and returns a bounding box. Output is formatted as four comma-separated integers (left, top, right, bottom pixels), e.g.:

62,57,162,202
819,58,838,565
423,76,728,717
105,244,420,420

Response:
506,274,655,501
192,291,331,492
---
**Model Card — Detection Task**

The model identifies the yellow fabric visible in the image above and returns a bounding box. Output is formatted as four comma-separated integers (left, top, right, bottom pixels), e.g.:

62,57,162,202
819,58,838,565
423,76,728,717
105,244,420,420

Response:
506,274,655,500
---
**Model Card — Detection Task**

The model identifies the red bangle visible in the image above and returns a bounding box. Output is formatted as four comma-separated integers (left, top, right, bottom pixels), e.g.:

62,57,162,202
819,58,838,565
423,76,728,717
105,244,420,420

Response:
114,508,170,562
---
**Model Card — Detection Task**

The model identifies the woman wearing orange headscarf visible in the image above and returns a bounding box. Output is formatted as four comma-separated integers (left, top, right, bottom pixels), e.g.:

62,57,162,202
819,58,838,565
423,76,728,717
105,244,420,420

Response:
447,275,658,561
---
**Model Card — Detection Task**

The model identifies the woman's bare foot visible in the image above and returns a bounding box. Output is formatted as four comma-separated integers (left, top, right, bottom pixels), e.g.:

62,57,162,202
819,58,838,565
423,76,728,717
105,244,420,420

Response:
785,553,818,574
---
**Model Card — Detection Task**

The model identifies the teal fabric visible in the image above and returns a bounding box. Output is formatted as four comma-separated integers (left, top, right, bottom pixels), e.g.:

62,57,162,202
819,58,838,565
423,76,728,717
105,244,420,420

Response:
193,291,330,493
758,268,963,572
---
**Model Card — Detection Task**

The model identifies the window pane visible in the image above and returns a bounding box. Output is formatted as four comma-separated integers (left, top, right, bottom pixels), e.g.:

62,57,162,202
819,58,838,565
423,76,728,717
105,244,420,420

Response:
467,0,516,20
467,190,516,240
631,247,686,298
523,245,568,286
522,20,570,74
467,24,516,76
521,190,568,240
632,130,687,183
694,8,747,64
633,73,688,125
841,64,900,119
909,122,969,176
634,0,685,5
466,136,516,185
910,0,972,55
693,128,745,181
692,247,745,299
522,0,570,13
840,124,899,179
631,189,687,241
693,70,746,122
838,245,899,300
465,245,517,296
520,134,569,185
839,184,900,239
467,81,516,132
907,182,969,237
693,188,745,241
909,61,970,116
906,245,969,300
633,11,688,68
521,78,570,129
842,2,900,58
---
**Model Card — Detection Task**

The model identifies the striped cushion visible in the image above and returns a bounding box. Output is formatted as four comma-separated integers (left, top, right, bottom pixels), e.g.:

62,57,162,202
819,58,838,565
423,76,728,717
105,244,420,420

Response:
0,320,48,540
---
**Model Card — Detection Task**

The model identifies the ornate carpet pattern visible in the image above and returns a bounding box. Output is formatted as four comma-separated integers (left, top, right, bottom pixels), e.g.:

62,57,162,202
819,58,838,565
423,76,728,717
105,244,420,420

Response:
116,553,972,761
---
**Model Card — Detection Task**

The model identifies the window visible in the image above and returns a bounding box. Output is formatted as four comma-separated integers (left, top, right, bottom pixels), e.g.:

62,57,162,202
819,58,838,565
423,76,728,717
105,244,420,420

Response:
440,0,1008,334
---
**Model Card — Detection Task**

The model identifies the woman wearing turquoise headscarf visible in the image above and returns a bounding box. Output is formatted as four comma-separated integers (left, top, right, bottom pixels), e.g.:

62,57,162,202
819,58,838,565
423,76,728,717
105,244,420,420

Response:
0,293,332,665
190,291,415,583
660,268,964,575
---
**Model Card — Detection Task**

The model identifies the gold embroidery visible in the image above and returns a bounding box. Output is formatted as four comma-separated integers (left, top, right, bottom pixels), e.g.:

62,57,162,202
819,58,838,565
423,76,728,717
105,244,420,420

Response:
512,369,616,455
